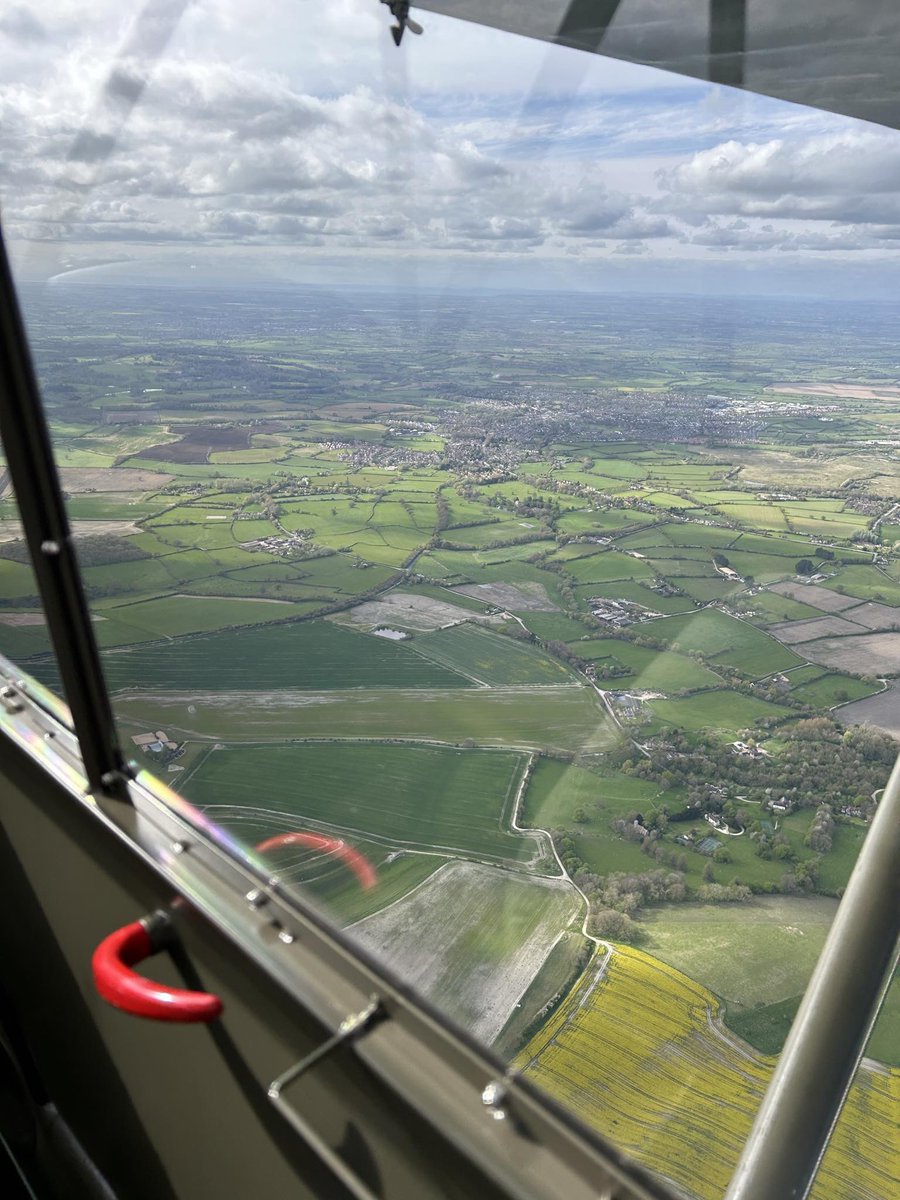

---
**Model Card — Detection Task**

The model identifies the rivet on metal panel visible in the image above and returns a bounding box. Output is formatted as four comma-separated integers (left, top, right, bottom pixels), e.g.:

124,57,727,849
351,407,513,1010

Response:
481,1079,508,1121
0,685,23,713
481,1066,519,1122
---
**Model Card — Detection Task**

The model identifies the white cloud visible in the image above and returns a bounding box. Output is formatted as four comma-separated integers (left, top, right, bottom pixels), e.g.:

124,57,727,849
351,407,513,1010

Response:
659,130,900,223
2,0,900,289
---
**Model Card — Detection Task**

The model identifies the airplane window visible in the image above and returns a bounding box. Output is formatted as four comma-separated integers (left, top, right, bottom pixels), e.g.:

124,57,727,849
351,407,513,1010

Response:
1,3,897,1197
0,466,60,680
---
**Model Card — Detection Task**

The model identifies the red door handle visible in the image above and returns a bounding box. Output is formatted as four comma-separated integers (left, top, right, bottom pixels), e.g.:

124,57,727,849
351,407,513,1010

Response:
92,914,223,1023
256,832,376,890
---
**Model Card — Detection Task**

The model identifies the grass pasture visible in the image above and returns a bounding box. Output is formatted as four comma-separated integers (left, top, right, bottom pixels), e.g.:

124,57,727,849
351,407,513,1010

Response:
574,637,724,691
643,897,840,994
560,550,653,585
519,612,593,642
790,673,882,708
184,742,536,867
105,594,314,637
830,565,900,605
519,946,898,1200
745,592,825,623
644,690,789,736
521,760,662,829
644,609,804,676
647,889,900,1062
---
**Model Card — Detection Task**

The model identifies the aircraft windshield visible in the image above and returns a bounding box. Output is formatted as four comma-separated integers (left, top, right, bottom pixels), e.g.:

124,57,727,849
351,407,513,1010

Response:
1,4,897,1198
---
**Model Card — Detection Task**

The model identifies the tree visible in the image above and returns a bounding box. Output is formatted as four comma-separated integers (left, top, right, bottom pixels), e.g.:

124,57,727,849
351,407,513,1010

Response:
795,559,815,576
702,861,715,883
591,909,637,942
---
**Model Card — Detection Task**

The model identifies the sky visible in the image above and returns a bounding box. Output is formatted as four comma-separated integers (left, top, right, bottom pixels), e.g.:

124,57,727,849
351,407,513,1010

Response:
2,0,900,296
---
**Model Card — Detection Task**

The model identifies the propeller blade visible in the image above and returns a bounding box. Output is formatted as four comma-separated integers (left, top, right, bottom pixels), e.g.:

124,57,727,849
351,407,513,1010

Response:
407,18,423,35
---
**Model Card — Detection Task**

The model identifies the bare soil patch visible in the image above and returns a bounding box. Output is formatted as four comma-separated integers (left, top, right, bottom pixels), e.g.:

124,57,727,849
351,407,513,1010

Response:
770,615,869,644
769,581,864,613
835,682,900,738
59,467,173,492
844,601,900,631
344,591,499,632
766,382,900,400
0,612,106,625
801,631,900,676
452,581,559,611
0,519,140,543
138,424,253,463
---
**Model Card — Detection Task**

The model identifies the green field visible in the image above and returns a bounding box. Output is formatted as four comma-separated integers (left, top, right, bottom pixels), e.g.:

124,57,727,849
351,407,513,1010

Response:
644,689,791,735
519,611,593,642
258,838,442,924
831,565,900,605
410,623,577,686
184,742,537,867
521,759,662,828
115,685,614,753
560,550,653,584
644,609,804,675
642,899,900,1063
576,637,724,691
746,591,825,623
790,673,882,708
102,594,316,637
29,620,471,694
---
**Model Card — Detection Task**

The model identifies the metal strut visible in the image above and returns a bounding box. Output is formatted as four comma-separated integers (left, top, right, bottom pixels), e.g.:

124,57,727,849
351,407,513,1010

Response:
726,753,900,1200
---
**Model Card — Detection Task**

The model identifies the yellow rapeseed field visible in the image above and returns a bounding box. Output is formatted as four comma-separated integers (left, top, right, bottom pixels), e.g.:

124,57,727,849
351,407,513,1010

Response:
517,946,898,1200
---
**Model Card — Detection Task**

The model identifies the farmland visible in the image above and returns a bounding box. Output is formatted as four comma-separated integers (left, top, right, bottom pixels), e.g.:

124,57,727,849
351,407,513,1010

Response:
352,861,578,1044
522,759,663,829
2,282,899,1191
114,685,614,753
29,619,473,694
182,741,544,868
640,609,804,676
518,946,899,1200
644,689,791,736
641,897,900,1064
409,622,579,686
